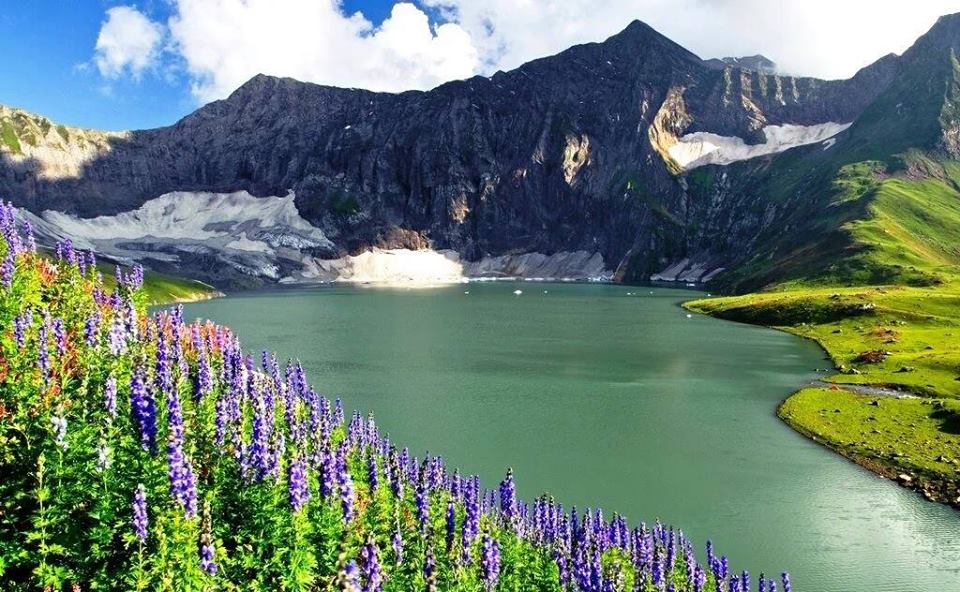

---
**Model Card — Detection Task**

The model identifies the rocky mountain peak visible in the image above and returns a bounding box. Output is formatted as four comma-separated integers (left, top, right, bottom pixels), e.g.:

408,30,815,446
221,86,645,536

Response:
703,55,777,74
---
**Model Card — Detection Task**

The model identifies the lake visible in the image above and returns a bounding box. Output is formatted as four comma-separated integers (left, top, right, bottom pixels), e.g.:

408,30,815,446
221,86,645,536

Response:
181,282,960,592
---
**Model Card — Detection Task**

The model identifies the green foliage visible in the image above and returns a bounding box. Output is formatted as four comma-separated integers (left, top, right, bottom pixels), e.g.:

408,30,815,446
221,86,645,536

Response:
1,121,21,155
1,231,720,591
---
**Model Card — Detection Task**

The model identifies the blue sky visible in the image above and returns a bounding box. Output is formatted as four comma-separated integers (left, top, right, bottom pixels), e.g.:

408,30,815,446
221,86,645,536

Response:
0,1,955,132
0,1,402,130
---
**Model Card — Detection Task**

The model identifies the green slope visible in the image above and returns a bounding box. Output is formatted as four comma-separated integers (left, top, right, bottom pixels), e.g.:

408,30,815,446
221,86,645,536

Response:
686,16,960,507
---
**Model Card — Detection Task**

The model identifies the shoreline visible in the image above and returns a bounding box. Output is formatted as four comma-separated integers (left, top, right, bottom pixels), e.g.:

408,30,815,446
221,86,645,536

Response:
683,294,960,511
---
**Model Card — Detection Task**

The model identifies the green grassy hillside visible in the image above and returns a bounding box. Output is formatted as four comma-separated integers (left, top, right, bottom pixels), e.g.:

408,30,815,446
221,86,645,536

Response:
687,165,960,506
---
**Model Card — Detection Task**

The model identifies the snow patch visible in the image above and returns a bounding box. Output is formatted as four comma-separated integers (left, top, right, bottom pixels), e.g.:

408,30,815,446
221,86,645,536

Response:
25,190,333,281
668,122,851,170
303,249,466,286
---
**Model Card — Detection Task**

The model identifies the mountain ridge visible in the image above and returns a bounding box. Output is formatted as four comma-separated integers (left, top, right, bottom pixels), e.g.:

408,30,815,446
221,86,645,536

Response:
1,14,958,289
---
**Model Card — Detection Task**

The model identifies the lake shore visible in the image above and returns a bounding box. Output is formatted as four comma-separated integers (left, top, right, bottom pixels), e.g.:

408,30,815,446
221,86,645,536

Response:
685,284,960,510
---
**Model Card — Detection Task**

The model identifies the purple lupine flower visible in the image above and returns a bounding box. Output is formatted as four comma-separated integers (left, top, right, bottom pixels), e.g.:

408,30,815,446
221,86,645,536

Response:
288,456,310,512
166,433,198,517
741,571,750,592
339,453,356,524
415,474,430,533
360,538,383,592
200,541,217,576
13,311,29,348
22,220,36,253
758,574,766,592
193,325,213,400
424,544,437,592
320,446,336,499
52,318,66,357
50,415,68,450
653,553,665,591
249,384,271,482
56,238,75,265
694,566,707,592
367,453,378,494
781,573,791,592
446,499,457,553
392,527,404,565
85,310,101,347
462,476,480,563
132,484,148,543
103,375,118,420
108,312,127,356
1,251,13,287
499,469,518,530
341,560,361,592
130,369,157,453
199,501,217,575
481,534,501,592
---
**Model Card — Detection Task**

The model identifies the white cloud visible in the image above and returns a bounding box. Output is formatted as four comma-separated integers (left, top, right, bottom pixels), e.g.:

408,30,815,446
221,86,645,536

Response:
94,0,960,103
427,0,960,80
166,0,477,102
94,6,164,79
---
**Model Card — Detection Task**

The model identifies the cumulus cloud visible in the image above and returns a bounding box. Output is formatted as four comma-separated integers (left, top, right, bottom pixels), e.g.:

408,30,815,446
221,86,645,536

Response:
428,0,960,80
94,6,164,79
94,0,960,102
166,0,477,102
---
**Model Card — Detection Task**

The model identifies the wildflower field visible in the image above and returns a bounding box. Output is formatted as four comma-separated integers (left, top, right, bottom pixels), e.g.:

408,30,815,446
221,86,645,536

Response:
0,203,791,591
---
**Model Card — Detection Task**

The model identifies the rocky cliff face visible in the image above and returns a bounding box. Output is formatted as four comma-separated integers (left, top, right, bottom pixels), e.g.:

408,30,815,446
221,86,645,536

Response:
3,16,958,289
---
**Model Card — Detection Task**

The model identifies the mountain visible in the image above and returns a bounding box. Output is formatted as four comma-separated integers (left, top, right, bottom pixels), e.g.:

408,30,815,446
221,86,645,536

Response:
1,15,958,289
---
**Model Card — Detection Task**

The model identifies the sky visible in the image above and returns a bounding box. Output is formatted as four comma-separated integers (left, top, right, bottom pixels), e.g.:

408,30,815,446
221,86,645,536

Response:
1,1,957,131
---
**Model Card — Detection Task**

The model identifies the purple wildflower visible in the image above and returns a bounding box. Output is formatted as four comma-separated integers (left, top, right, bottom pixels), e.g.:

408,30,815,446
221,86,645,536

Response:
392,527,404,565
166,433,198,518
481,534,501,592
424,544,437,592
22,220,36,253
200,542,217,576
288,456,311,512
52,318,66,357
1,251,13,287
85,310,101,347
367,453,378,494
200,502,217,575
132,484,148,543
415,474,430,533
446,500,457,553
360,538,382,592
339,452,355,523
103,375,117,420
50,415,68,450
13,311,30,348
130,369,157,453
499,469,517,531
341,560,361,592
781,573,791,592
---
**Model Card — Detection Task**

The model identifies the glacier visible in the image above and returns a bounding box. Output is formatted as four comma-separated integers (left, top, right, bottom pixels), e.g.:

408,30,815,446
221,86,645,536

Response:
668,122,852,170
